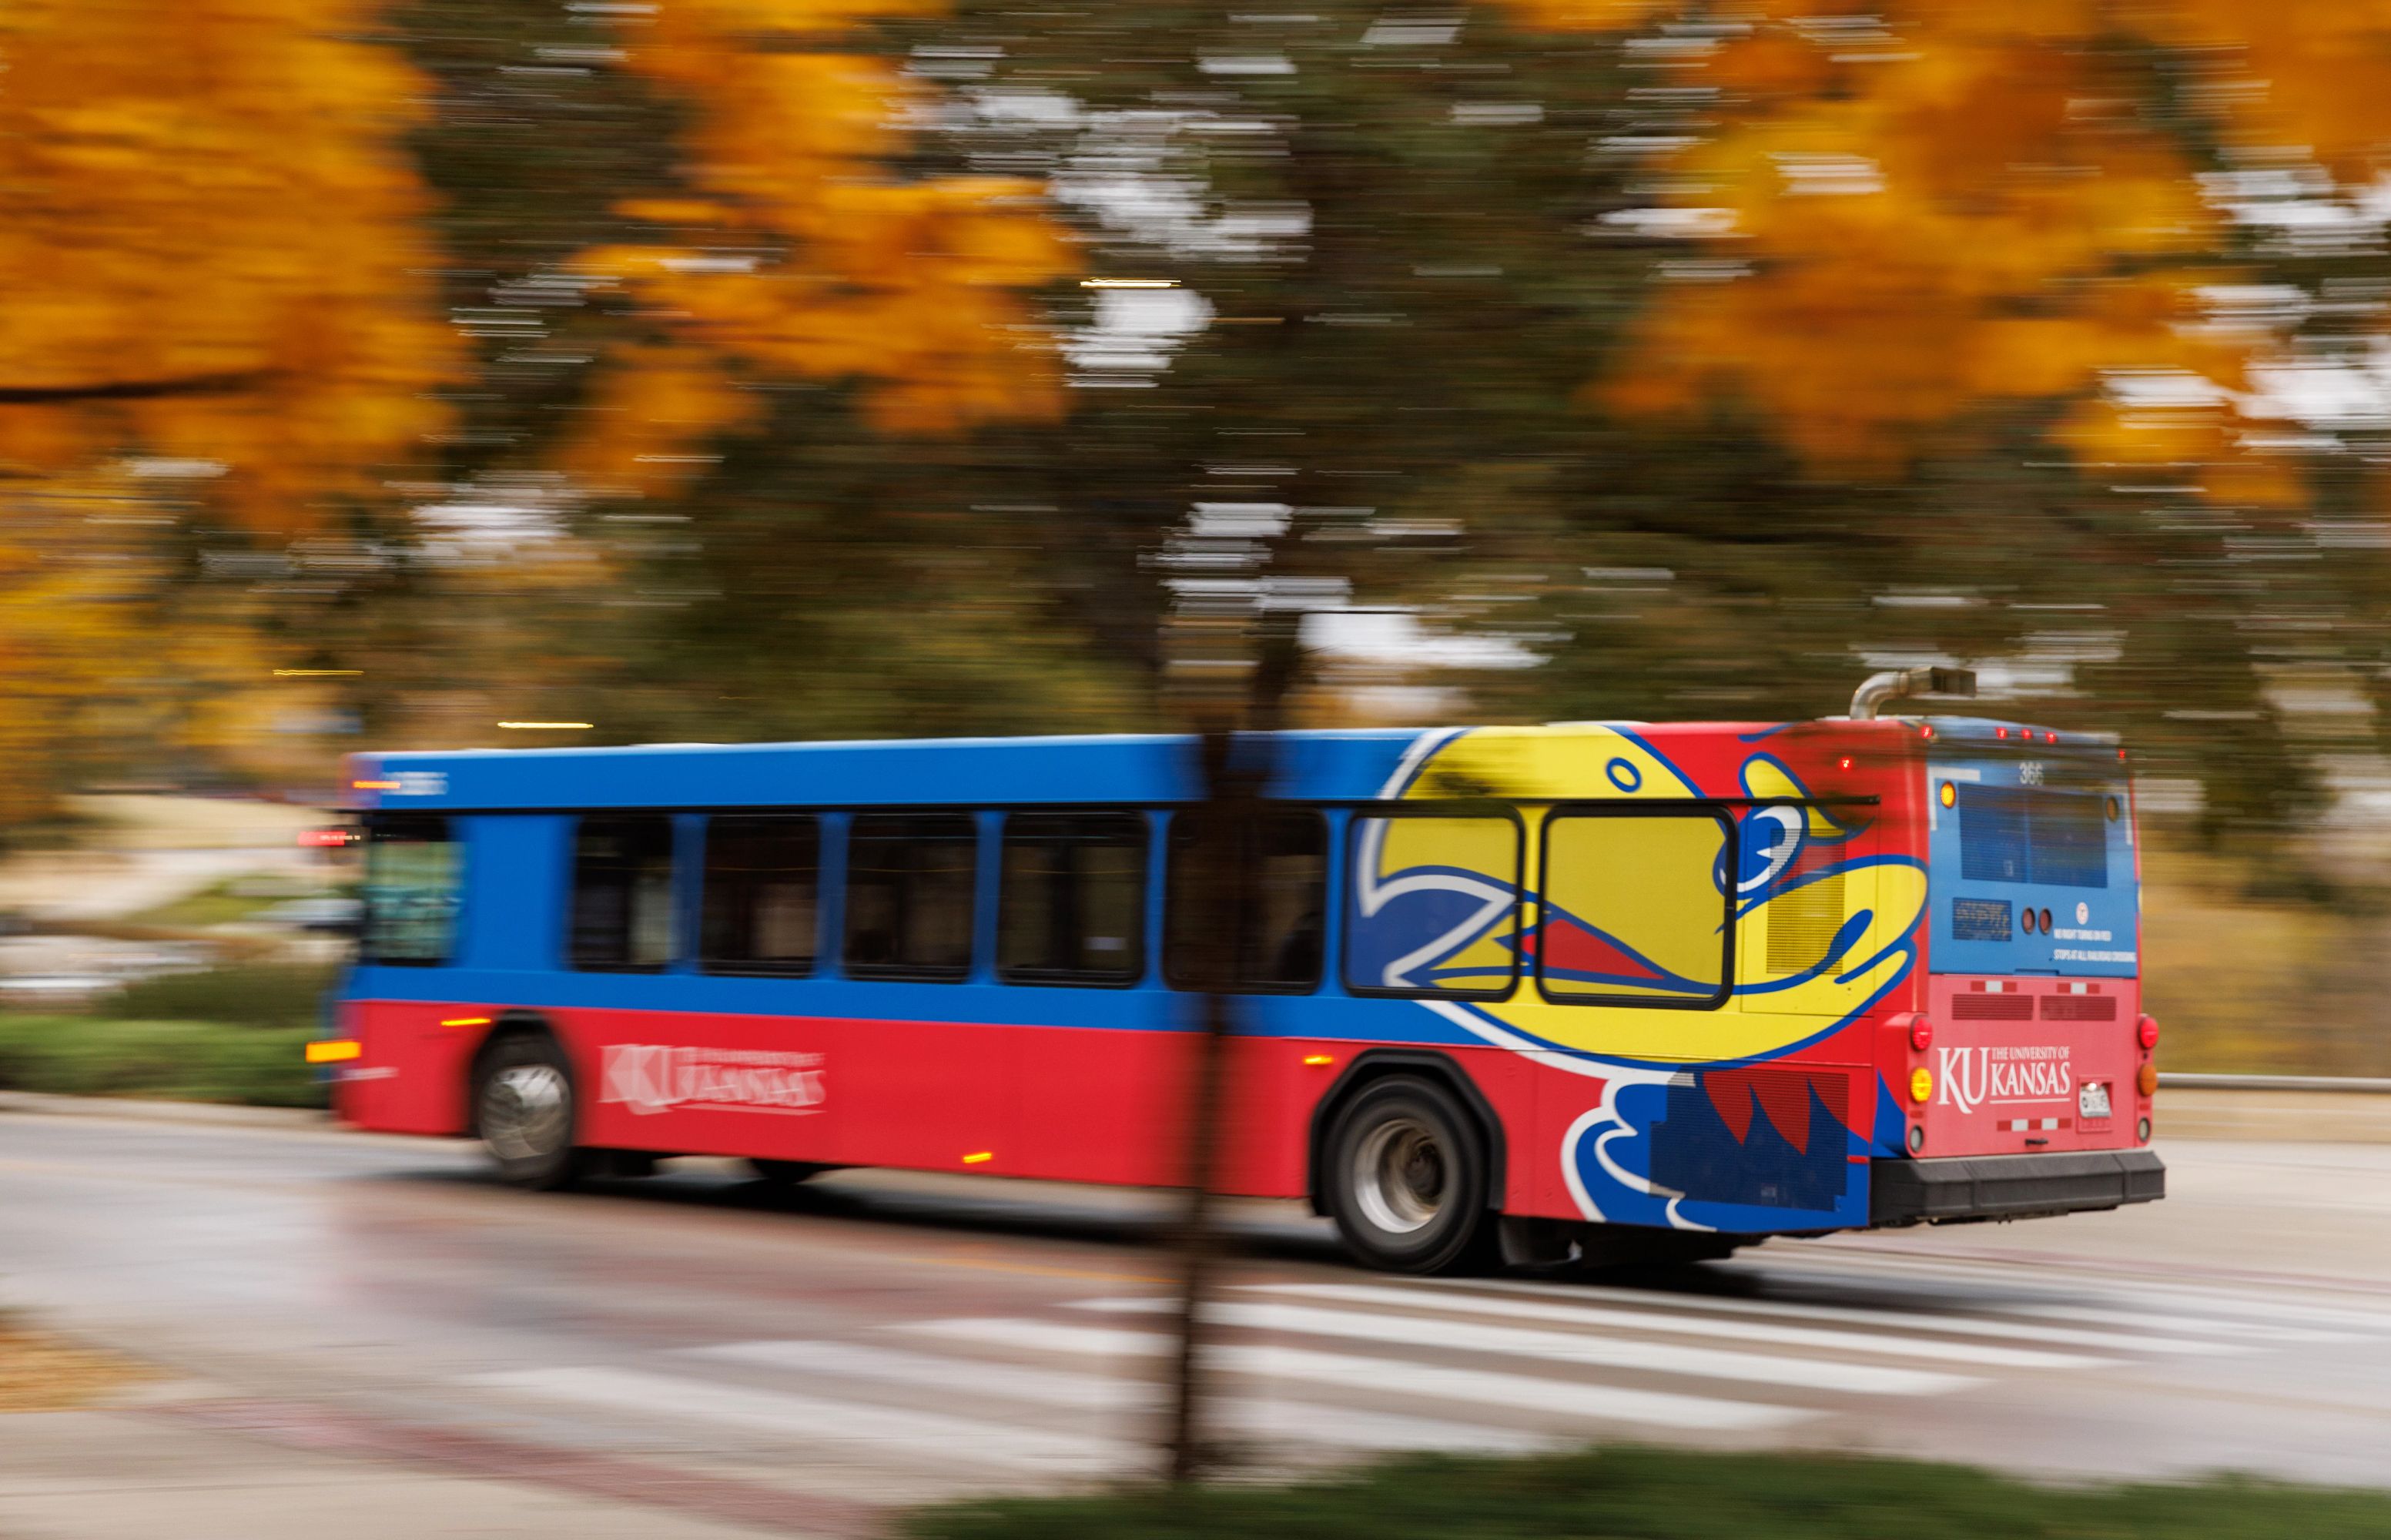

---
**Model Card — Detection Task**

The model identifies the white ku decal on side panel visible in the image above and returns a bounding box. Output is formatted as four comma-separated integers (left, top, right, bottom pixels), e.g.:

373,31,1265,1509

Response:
599,1044,827,1116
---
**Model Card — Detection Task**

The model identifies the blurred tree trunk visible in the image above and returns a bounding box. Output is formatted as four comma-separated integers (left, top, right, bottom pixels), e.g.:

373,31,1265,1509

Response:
1164,616,1302,1483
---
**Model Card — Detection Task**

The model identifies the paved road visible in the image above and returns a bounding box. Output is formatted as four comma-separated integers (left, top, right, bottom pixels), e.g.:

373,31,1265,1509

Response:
7,1103,2391,1538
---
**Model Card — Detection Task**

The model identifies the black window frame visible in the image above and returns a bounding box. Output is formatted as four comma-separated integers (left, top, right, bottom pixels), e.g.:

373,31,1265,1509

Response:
1340,802,1525,1002
359,812,462,967
1161,805,1329,996
1534,802,1736,1011
567,812,679,974
698,812,822,978
996,811,1150,989
842,812,980,983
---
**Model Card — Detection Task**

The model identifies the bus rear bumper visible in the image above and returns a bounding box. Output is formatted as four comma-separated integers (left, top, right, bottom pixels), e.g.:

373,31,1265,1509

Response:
1870,1149,2165,1227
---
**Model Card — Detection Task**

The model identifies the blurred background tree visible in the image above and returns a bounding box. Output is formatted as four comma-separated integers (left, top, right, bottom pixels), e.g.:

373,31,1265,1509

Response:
12,0,2391,929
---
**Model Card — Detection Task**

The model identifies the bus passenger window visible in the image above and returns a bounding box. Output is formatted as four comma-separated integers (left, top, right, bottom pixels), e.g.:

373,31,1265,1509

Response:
361,815,460,966
1164,809,1327,993
569,814,676,972
998,813,1147,986
1538,812,1733,1008
1345,813,1522,999
843,813,977,980
701,815,819,976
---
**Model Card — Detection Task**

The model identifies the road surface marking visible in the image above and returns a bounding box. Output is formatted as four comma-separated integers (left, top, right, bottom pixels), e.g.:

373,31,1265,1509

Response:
474,1367,1124,1474
1071,1298,1975,1398
2000,1304,2356,1343
1409,1275,2245,1357
1251,1282,2113,1371
892,1318,1808,1432
688,1337,1569,1451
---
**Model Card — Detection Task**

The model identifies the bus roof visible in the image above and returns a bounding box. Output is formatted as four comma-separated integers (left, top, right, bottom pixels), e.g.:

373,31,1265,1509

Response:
337,715,2114,814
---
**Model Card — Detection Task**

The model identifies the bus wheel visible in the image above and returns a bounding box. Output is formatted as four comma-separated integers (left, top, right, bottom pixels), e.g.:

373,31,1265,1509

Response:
474,1033,579,1190
750,1159,829,1188
1324,1075,1490,1274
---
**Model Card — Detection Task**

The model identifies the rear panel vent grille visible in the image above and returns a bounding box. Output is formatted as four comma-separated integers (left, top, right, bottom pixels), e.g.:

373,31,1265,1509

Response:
1767,871,1846,974
1951,994,2034,1020
2039,995,2118,1021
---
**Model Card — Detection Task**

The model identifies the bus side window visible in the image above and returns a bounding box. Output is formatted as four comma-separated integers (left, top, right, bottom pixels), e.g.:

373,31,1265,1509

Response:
569,814,677,972
843,813,977,981
1537,811,1733,1009
700,815,819,976
998,812,1147,986
362,814,460,966
1163,808,1327,993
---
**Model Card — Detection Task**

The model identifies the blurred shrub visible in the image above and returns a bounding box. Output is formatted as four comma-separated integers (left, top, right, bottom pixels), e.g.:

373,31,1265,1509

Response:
0,1019,323,1108
906,1444,2391,1540
103,963,337,1031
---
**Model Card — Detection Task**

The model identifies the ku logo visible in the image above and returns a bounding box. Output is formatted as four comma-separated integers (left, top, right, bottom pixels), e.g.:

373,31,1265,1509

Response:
600,1043,827,1116
1937,1043,2074,1113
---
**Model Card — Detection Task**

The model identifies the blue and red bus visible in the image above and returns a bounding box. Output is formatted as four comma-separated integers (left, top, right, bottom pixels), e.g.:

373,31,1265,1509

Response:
319,683,2162,1272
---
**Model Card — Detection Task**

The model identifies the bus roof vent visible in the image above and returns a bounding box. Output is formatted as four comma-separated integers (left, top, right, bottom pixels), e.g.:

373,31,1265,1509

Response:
1849,666,1976,721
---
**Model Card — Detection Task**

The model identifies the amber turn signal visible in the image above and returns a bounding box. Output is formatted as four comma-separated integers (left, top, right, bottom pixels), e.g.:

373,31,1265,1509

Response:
1909,1067,1934,1103
2137,1061,2159,1098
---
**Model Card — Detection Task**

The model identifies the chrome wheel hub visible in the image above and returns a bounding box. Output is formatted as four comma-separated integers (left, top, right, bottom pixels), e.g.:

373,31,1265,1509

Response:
482,1063,571,1163
1353,1116,1448,1235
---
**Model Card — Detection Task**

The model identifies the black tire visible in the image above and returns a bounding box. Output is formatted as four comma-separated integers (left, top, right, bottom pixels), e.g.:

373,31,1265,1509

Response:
750,1159,829,1188
1323,1074,1492,1274
473,1032,580,1190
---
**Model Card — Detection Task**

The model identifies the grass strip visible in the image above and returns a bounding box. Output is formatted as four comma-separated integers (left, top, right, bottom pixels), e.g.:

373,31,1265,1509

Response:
0,1016,325,1107
906,1446,2391,1540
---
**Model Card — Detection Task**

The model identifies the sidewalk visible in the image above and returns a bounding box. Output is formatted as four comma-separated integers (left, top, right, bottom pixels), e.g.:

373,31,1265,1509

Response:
4,1405,826,1540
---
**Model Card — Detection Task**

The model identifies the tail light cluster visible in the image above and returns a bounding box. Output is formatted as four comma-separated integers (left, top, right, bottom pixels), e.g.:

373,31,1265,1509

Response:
2135,1013,2159,1143
1890,1013,1934,1155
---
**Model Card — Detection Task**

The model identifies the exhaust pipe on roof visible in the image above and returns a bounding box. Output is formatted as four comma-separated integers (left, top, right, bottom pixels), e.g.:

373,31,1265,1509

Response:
1850,665,1977,721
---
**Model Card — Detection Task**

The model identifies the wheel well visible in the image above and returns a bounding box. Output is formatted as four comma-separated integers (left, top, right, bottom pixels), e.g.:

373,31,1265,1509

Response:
462,1011,560,1137
1306,1049,1505,1217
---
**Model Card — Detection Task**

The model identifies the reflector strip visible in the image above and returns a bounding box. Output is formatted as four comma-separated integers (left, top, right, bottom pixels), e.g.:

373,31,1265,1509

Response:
306,1040,362,1064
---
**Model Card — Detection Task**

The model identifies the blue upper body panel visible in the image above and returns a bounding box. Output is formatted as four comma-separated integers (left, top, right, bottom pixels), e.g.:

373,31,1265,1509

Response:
1918,721,2138,979
344,730,1431,813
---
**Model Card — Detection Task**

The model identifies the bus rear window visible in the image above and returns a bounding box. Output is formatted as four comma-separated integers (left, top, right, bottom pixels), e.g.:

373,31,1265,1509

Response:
362,815,460,966
1957,785,2108,889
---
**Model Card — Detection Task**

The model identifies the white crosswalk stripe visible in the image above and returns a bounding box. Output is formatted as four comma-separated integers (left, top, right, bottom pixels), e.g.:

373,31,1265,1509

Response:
1249,1281,2116,1370
455,1255,2380,1486
1402,1275,2251,1356
474,1365,1126,1473
896,1317,1807,1431
1071,1296,1979,1397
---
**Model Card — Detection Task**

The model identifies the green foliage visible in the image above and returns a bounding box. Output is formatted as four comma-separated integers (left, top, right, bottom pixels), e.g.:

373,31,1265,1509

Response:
129,879,281,929
105,963,338,1031
0,1018,324,1107
906,1446,2391,1540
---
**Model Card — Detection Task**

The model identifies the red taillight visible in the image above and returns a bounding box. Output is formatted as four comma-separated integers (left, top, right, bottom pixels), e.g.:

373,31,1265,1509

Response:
1837,756,1854,770
2043,731,2058,744
1910,1017,1935,1052
1996,727,2008,739
298,828,354,848
2138,1014,2160,1050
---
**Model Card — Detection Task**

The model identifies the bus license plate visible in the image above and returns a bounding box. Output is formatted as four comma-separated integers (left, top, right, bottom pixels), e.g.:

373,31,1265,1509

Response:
2079,1082,2112,1120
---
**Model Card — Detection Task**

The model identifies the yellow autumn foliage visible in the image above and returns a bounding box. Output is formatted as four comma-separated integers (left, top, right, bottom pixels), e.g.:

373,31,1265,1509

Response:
567,0,1076,494
1507,0,2391,500
0,0,457,531
0,480,270,828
